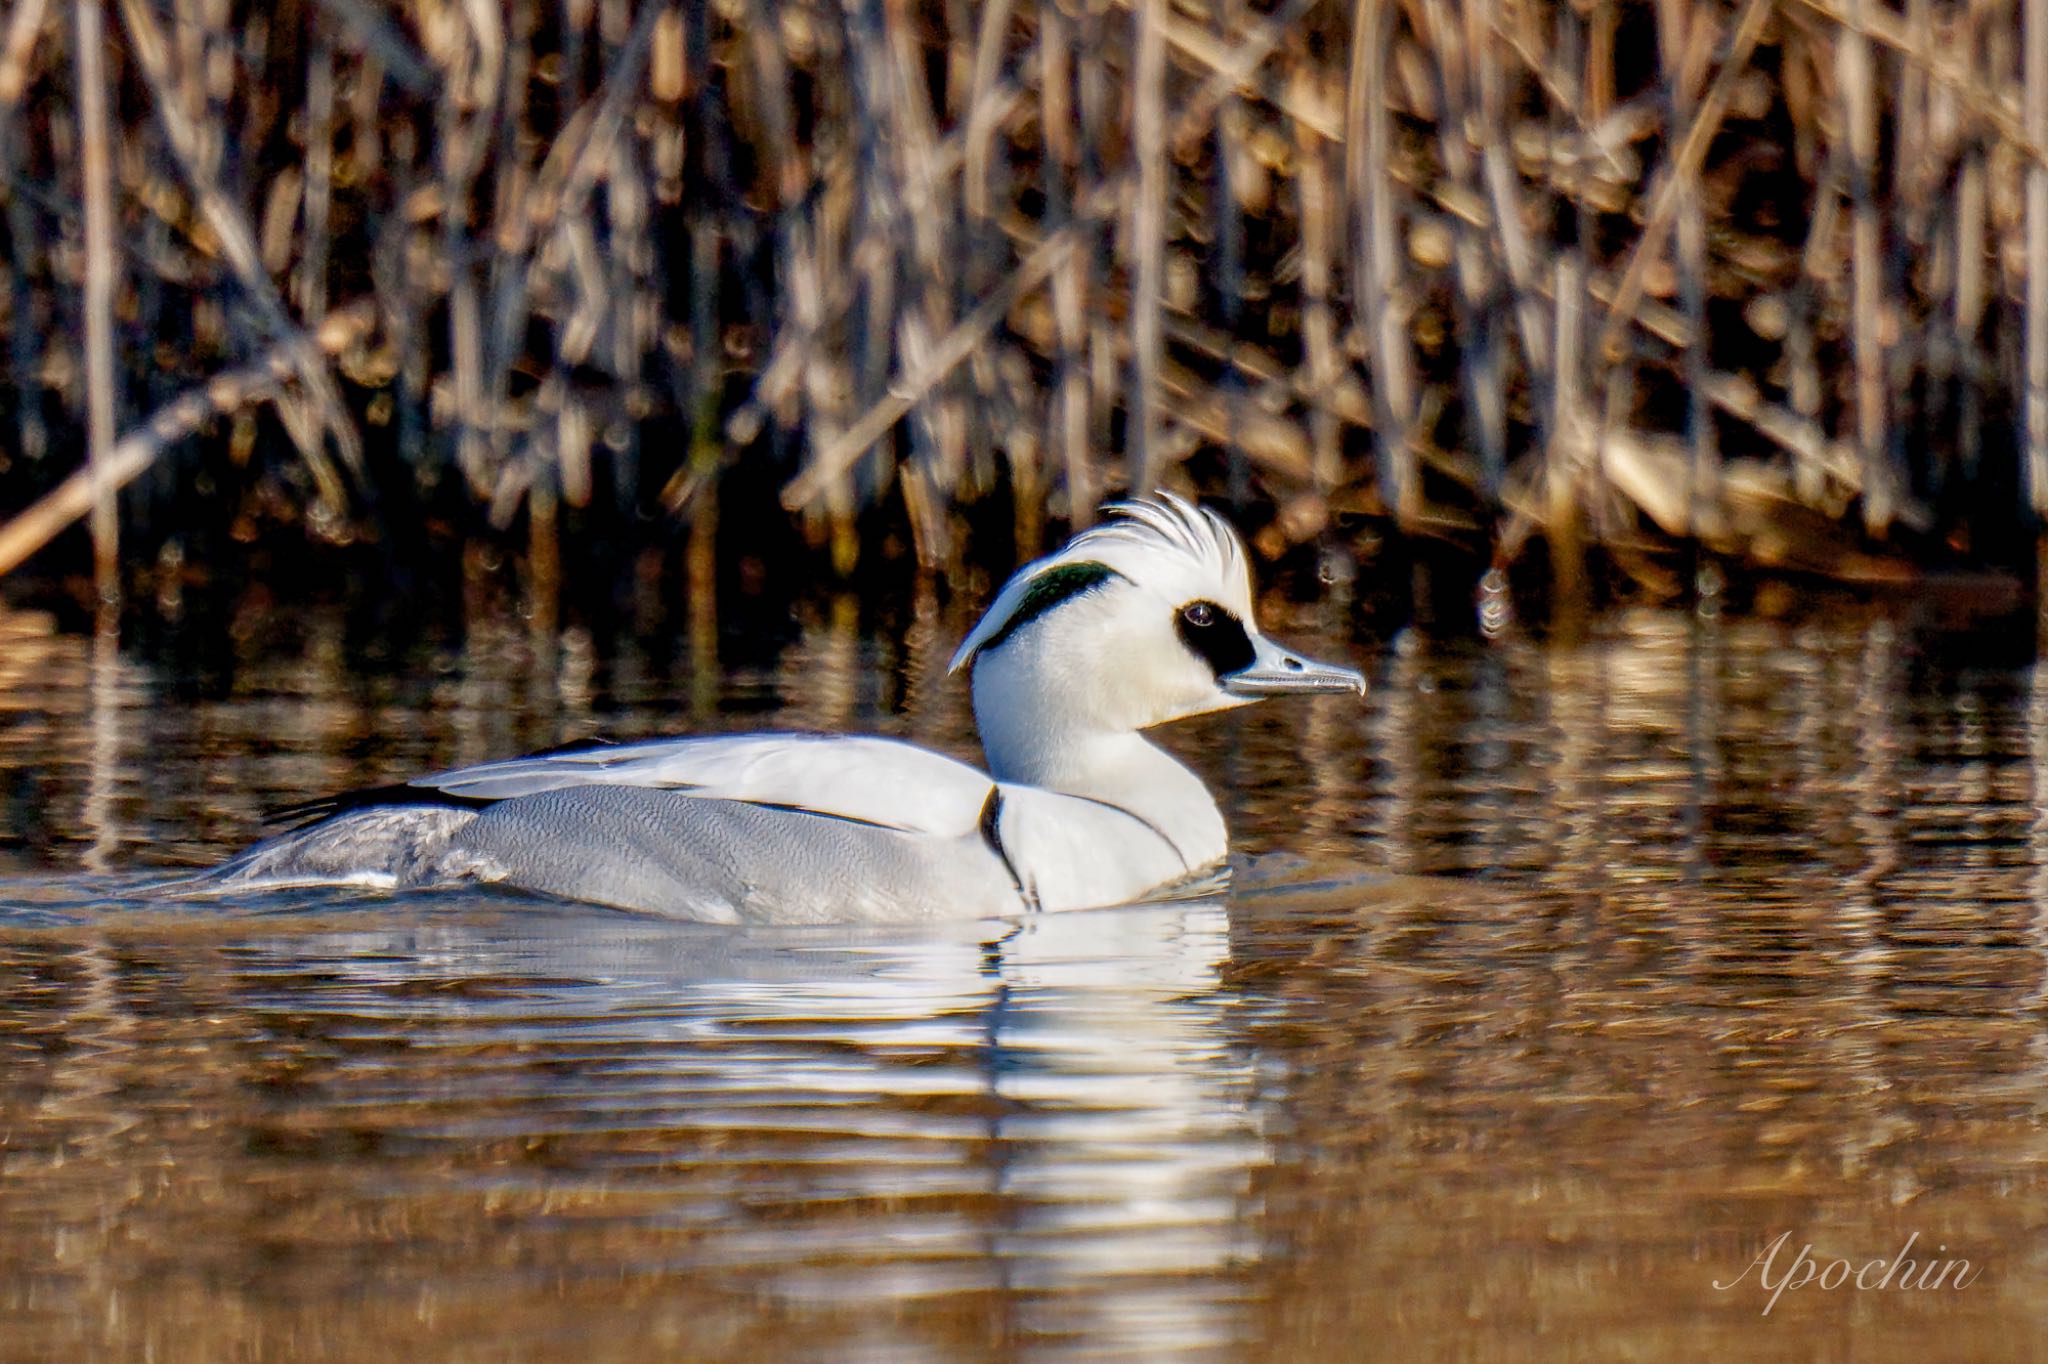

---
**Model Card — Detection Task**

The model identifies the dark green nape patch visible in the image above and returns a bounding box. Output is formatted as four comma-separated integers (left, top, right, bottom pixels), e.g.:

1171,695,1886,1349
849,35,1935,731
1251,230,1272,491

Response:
977,560,1127,658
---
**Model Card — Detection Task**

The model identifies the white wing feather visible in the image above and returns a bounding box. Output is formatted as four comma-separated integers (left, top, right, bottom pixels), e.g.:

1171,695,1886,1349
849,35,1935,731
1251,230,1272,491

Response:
408,734,993,838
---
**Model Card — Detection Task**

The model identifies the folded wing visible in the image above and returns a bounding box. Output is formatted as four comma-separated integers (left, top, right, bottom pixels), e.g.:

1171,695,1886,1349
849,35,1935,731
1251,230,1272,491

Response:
280,733,995,839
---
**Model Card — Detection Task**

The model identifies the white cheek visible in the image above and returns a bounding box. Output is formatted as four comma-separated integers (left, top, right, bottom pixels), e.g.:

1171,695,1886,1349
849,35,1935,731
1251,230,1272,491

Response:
1162,647,1230,711
1106,633,1199,720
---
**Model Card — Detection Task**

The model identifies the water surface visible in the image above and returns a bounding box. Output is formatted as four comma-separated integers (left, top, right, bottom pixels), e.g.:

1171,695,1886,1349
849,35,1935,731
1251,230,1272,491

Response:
1,596,2043,1359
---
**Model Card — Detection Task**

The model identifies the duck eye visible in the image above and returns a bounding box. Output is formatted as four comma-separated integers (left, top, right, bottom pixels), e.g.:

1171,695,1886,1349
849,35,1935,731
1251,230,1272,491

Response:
1173,599,1257,679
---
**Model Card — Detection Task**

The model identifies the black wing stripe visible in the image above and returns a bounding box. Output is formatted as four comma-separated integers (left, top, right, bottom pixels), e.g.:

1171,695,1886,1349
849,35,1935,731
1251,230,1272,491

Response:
266,781,913,833
266,738,624,828
263,782,498,829
523,736,619,758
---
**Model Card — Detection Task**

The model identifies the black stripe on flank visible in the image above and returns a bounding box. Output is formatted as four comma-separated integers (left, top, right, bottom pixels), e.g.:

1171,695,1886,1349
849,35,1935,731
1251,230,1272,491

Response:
1174,600,1256,681
268,784,917,834
266,739,623,828
979,786,1036,909
977,560,1126,658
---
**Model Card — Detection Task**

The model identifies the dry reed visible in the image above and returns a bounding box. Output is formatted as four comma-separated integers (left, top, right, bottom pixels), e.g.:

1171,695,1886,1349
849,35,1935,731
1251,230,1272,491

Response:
0,0,2044,614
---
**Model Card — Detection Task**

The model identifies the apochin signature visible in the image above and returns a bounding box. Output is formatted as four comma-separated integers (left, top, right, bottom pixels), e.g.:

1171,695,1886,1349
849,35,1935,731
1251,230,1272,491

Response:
1715,1231,1981,1315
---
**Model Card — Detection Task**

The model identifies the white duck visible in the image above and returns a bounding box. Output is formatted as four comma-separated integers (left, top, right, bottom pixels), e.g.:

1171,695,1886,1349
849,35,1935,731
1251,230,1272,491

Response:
208,494,1364,921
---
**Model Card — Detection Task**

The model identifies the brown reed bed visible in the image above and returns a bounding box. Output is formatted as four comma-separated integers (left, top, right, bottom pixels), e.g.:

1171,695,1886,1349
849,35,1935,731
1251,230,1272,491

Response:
0,0,2042,626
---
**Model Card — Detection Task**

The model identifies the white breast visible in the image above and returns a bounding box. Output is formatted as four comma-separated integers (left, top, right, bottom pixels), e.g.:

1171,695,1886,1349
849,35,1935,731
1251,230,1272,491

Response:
993,785,1206,912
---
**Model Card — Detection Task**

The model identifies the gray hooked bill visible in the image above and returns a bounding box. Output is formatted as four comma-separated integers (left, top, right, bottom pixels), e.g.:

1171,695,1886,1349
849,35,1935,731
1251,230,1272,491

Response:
1221,635,1367,697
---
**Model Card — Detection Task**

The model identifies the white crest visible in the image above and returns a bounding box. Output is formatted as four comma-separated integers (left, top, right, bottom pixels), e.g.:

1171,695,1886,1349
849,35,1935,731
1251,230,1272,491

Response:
948,492,1253,673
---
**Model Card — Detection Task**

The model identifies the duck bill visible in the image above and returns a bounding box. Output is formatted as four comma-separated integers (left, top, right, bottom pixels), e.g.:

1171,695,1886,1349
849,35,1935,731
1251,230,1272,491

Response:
1221,636,1367,698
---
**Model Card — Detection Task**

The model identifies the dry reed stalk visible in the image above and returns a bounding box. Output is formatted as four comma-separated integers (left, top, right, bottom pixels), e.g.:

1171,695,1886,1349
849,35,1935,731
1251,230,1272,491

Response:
298,24,334,326
485,0,661,548
313,0,434,93
1295,103,1341,490
887,0,973,531
441,92,487,492
1956,151,1987,479
742,0,853,562
1787,142,1843,504
1794,0,2039,154
1840,0,1891,533
114,0,360,502
436,0,503,497
1209,0,1247,510
1897,0,1931,218
1078,1,1115,528
10,0,2048,606
968,9,1035,555
0,0,49,111
1474,2,1551,386
485,0,539,493
1041,0,1097,522
2029,0,2048,516
2,119,42,468
1164,0,1321,151
965,0,1018,224
1158,310,1374,436
673,8,726,528
729,84,1023,446
0,302,378,578
848,28,901,516
685,495,719,705
528,478,559,637
1129,0,1168,494
778,0,1318,521
75,0,118,609
1661,0,1719,541
1351,0,1419,524
1904,0,1956,498
1586,0,1615,118
1149,378,1310,482
167,0,202,138
1428,0,1509,494
1150,1,1337,137
1698,372,1840,484
782,227,1082,510
1547,11,1590,618
1592,0,1772,366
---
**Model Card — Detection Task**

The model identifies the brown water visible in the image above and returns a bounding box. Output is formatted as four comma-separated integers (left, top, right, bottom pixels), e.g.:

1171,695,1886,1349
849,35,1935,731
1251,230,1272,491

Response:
1,594,2045,1361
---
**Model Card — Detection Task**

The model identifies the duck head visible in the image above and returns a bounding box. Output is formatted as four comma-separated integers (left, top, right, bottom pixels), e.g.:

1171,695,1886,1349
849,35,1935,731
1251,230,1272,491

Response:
950,494,1364,792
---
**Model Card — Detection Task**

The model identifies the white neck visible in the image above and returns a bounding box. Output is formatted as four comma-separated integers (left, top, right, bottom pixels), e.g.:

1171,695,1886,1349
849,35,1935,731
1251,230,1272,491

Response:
972,664,1229,868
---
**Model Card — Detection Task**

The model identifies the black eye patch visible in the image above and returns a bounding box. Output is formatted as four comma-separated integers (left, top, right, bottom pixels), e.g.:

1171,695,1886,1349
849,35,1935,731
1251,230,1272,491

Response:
1175,599,1256,680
